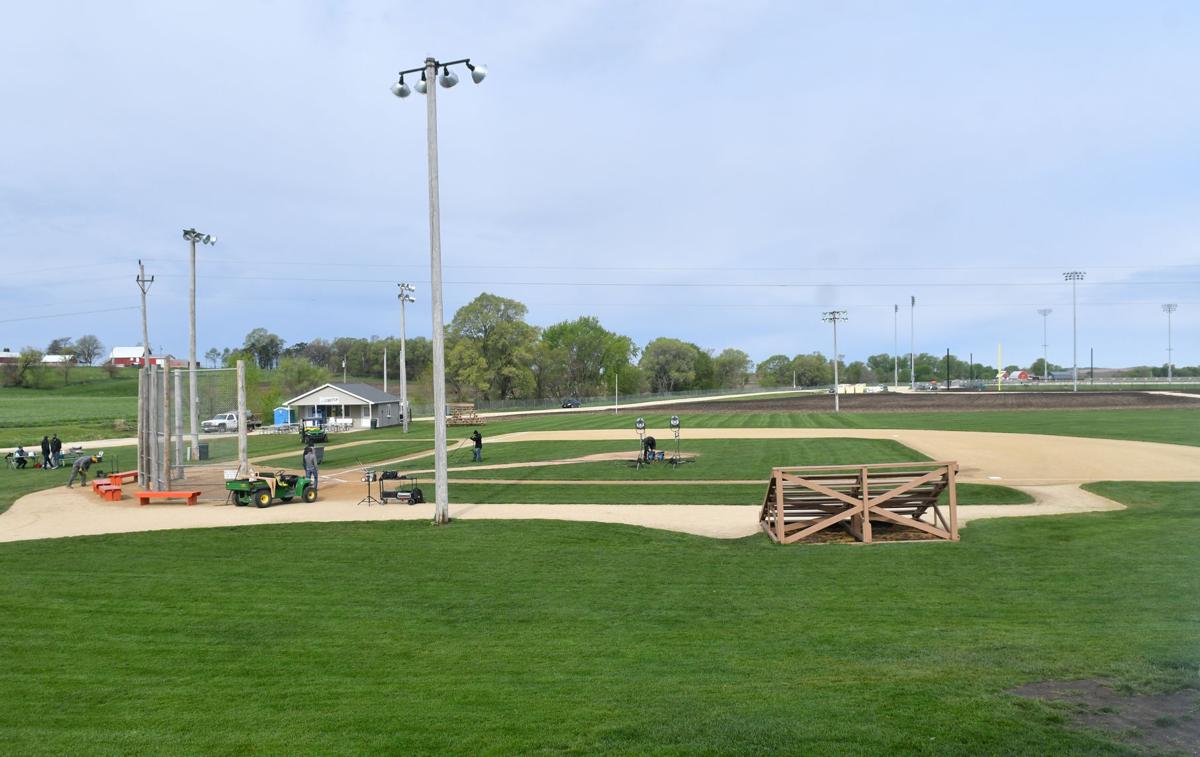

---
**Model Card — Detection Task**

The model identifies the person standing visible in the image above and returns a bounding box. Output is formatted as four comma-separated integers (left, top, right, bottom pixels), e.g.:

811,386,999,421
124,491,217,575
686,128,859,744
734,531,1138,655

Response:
50,434,62,468
471,429,483,462
303,444,319,494
66,455,97,487
40,436,51,471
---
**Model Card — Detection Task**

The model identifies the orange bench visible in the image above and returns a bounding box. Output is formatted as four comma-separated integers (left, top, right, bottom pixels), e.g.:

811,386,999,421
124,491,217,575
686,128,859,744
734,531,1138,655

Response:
136,490,202,506
109,470,138,484
98,484,123,502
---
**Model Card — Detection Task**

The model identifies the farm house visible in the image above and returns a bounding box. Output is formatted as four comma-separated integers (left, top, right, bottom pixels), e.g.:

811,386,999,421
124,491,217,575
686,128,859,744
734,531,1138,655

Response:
284,383,403,429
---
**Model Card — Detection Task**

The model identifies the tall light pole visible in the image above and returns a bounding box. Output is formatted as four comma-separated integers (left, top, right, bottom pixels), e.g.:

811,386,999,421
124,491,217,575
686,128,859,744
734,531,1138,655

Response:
1037,308,1052,381
823,310,847,412
1163,304,1178,383
398,283,415,432
892,304,899,389
909,296,916,390
182,228,216,460
391,56,487,525
1063,271,1085,392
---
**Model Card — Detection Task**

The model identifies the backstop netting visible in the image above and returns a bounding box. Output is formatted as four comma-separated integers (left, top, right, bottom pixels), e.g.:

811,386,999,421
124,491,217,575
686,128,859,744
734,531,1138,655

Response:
138,364,249,498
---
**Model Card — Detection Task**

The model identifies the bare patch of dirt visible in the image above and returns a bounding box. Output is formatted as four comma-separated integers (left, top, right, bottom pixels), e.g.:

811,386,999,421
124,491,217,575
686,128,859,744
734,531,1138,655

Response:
1011,678,1200,754
620,391,1200,415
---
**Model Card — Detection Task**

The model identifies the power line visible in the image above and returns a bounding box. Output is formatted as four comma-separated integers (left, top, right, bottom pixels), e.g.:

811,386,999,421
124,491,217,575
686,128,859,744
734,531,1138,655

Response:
149,273,1199,288
0,306,139,324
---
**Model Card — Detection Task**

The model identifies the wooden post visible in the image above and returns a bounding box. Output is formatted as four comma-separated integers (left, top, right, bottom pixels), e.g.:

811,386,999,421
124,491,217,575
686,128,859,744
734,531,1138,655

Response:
947,462,959,541
237,359,249,478
774,469,785,543
860,466,872,544
173,370,184,479
162,364,172,490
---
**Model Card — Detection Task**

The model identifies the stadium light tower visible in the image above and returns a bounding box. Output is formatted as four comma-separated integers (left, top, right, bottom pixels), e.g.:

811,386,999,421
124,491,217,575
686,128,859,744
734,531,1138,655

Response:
1063,271,1086,392
1037,309,1052,381
1163,304,1178,383
390,56,487,526
398,283,415,432
182,228,216,460
822,310,848,412
892,304,899,389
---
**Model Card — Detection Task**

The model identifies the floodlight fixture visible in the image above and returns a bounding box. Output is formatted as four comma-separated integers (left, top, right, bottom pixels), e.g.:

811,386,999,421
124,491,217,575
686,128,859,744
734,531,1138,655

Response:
390,75,411,98
1163,304,1178,383
415,72,428,94
669,415,680,429
1062,271,1086,391
439,66,459,88
467,62,487,83
635,417,646,431
822,310,848,413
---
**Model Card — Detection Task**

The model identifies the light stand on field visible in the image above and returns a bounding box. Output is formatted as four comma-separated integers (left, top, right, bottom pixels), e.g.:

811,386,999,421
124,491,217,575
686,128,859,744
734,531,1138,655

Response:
634,417,646,470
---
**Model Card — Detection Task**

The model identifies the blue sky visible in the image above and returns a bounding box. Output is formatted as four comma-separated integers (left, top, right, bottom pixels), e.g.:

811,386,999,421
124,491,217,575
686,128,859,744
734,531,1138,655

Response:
1,1,1196,368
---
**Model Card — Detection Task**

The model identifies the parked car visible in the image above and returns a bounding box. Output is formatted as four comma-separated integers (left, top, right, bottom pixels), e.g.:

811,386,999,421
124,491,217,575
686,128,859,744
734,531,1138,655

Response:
201,411,260,433
561,397,582,408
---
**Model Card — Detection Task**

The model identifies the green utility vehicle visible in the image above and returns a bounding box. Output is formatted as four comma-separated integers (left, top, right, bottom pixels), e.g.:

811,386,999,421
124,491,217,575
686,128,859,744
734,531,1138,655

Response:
300,417,328,444
226,471,317,507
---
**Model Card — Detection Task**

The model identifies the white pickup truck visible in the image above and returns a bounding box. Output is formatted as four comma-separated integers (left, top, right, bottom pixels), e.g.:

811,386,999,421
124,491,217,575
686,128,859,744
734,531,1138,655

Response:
201,411,260,433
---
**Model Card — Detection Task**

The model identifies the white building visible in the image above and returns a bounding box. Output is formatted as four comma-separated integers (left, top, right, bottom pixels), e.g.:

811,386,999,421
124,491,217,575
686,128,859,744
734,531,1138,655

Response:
284,383,404,429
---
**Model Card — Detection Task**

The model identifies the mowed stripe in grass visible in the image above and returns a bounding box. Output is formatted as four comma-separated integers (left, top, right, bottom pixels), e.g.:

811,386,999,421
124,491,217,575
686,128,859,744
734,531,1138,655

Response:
446,481,1033,506
0,482,1193,753
489,407,1200,446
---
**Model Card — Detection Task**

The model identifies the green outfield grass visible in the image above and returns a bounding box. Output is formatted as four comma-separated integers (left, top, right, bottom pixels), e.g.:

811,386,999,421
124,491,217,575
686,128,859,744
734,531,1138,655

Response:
445,481,1033,506
0,482,1193,754
488,407,1200,446
432,438,927,480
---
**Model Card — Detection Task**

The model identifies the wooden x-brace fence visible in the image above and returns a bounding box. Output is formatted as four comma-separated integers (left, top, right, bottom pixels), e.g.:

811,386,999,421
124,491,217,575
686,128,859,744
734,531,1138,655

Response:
759,461,959,544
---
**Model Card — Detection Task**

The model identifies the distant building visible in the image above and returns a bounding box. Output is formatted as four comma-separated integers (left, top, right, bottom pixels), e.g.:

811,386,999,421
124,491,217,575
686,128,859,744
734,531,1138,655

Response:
107,347,174,367
41,354,76,365
0,348,16,364
284,382,403,429
1048,370,1075,381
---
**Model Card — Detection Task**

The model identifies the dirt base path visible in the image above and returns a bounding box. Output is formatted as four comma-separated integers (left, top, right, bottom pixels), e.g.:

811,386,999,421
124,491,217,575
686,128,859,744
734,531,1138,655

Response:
1,428,1194,543
489,428,1200,485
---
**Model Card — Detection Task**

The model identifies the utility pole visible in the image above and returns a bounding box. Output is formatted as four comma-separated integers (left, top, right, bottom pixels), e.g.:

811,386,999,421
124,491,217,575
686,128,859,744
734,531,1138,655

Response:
136,260,154,361
823,310,848,412
945,348,951,388
398,283,415,432
183,228,216,461
1163,304,1178,383
1037,308,1052,381
383,347,388,393
893,304,899,389
909,296,916,390
1063,271,1085,392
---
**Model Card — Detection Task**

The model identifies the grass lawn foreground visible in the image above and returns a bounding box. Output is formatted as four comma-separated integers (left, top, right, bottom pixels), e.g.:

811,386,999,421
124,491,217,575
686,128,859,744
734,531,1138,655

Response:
0,482,1195,753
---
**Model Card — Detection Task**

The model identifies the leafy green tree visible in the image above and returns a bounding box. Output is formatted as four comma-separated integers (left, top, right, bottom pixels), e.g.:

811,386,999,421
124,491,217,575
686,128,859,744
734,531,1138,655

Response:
843,361,870,384
791,352,832,387
204,348,221,368
46,337,73,355
1027,358,1062,377
448,293,539,400
540,316,637,397
274,357,332,398
640,338,699,393
74,335,103,365
242,328,285,370
866,353,896,383
713,349,752,388
755,354,792,387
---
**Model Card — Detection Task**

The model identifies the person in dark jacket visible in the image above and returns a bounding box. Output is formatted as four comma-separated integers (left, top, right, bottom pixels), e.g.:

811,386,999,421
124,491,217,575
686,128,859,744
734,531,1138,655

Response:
50,434,62,468
66,455,98,487
40,436,51,471
303,445,319,493
470,430,483,462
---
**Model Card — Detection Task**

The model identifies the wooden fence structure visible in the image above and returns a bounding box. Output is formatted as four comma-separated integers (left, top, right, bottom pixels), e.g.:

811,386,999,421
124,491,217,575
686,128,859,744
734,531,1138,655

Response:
759,461,959,545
